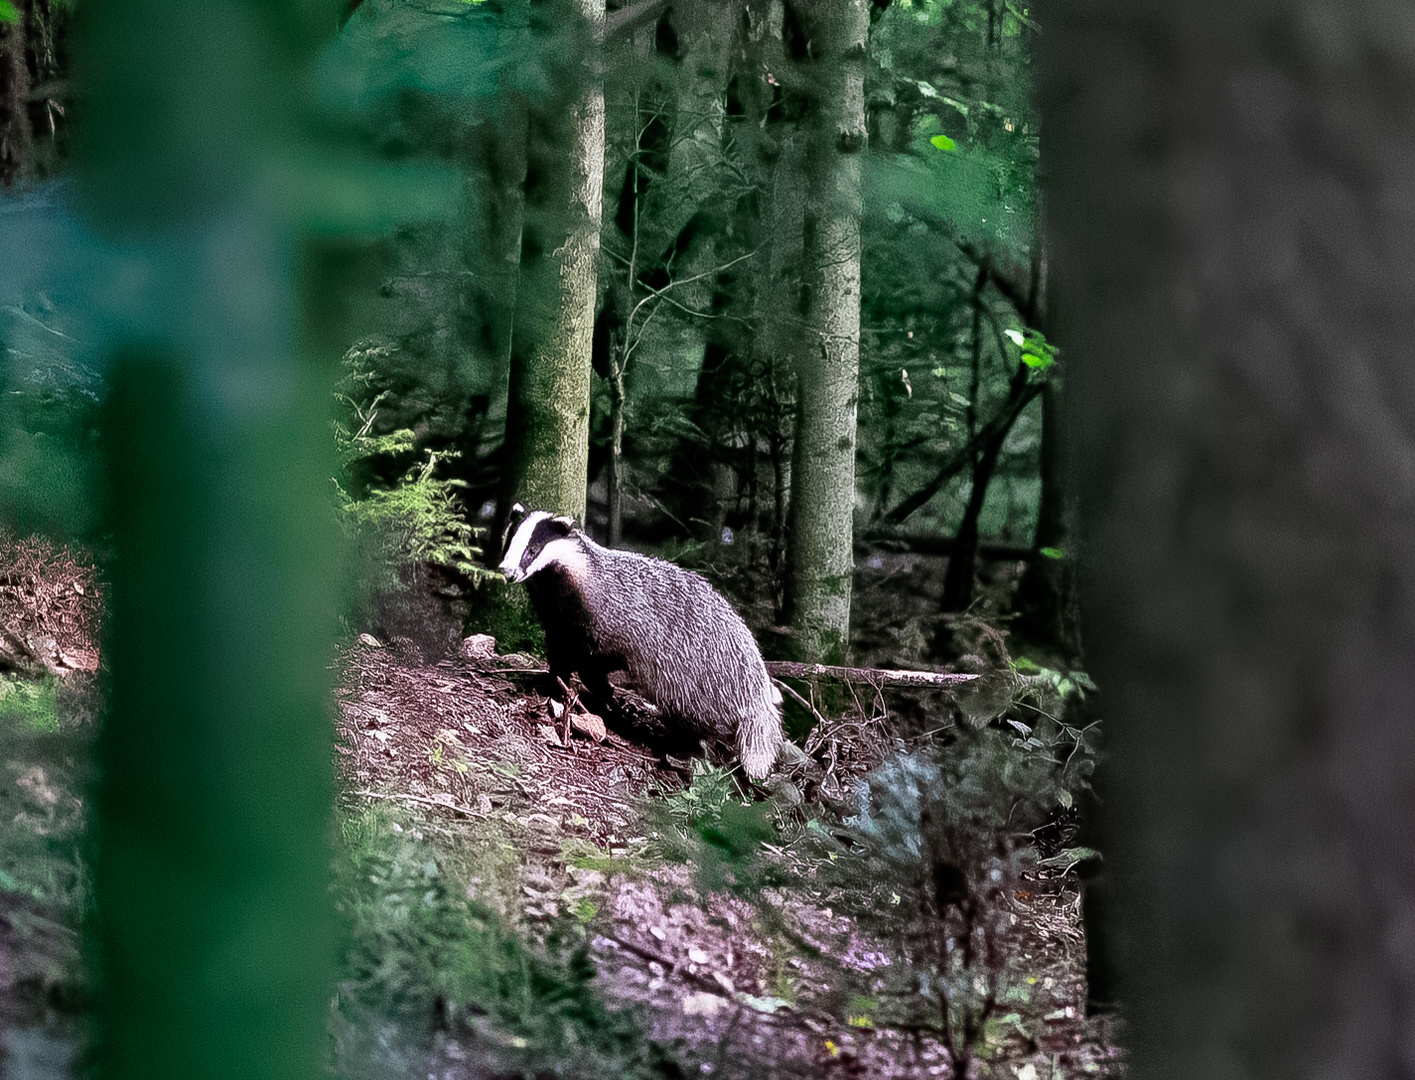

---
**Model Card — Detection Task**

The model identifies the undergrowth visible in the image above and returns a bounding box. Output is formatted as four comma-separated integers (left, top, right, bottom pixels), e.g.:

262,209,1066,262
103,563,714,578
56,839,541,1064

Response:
331,803,684,1080
0,672,94,926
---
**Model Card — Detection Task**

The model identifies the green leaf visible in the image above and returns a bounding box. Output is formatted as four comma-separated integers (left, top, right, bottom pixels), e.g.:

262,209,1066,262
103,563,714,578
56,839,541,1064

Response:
930,134,958,152
1039,546,1065,560
0,1,17,22
1021,351,1053,369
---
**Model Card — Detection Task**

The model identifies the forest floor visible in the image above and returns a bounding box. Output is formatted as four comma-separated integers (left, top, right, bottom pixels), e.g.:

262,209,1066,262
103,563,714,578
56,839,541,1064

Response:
0,540,1121,1079
332,635,1118,1079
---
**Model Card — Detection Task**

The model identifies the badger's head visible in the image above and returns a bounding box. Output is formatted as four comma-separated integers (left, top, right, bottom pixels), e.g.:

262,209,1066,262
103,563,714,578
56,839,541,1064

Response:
498,503,582,583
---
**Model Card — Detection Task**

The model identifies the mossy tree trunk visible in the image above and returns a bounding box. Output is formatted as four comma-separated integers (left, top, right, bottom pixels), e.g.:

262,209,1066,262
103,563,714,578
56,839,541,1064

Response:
1041,0,1415,1075
782,0,868,664
501,0,605,523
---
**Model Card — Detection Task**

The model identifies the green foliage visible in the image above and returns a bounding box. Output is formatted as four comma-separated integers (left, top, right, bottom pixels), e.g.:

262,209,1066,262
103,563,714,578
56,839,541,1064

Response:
0,2,17,24
0,675,93,918
1004,326,1057,371
834,691,1097,1063
334,348,485,581
332,804,677,1079
0,675,59,733
647,760,777,894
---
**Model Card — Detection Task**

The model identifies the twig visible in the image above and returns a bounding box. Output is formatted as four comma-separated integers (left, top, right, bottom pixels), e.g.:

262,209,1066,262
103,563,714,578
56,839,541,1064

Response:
772,677,827,729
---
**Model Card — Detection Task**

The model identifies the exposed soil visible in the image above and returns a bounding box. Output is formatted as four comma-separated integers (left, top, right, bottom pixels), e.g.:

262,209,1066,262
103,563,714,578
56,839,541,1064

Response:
334,632,1119,1079
0,540,1119,1079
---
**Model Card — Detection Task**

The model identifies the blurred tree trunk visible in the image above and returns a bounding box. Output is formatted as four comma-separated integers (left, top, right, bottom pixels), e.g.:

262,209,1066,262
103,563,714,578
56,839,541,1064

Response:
0,0,32,186
782,0,868,664
76,3,340,1079
501,0,605,522
1041,1,1415,1076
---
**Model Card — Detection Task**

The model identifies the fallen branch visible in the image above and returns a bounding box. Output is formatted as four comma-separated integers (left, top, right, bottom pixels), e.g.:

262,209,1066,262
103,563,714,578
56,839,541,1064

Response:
765,662,980,689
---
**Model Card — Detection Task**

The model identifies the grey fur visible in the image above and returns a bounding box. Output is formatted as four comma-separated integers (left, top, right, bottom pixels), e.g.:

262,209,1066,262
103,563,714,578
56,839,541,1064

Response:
500,510,783,779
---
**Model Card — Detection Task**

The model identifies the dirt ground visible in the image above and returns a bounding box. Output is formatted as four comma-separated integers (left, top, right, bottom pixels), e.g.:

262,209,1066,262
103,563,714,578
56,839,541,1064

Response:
335,632,1119,1079
0,539,1120,1079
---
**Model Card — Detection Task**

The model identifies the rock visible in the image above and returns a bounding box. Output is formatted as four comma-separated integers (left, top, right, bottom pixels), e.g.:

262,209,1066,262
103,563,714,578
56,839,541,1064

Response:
570,711,607,743
460,633,497,659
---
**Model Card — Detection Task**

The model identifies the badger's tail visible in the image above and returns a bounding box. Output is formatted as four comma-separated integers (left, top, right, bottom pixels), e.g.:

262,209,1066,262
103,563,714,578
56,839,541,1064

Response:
736,683,784,780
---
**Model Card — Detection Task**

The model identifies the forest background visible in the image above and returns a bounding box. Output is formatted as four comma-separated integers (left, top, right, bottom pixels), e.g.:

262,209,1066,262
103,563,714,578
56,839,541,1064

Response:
2,1,1412,1080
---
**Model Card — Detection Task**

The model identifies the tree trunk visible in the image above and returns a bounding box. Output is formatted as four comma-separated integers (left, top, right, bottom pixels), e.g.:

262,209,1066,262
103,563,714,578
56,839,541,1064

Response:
0,0,32,186
782,0,869,665
939,266,992,614
1041,0,1415,1076
501,0,605,522
76,4,339,1078
939,432,1003,615
607,340,626,545
1013,379,1080,654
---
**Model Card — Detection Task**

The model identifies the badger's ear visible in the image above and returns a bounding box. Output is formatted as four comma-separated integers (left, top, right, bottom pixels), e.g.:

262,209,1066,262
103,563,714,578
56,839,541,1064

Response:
502,503,530,551
549,515,575,534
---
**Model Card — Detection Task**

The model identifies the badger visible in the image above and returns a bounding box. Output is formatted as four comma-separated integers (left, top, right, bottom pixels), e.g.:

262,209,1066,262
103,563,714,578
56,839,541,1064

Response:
498,504,784,779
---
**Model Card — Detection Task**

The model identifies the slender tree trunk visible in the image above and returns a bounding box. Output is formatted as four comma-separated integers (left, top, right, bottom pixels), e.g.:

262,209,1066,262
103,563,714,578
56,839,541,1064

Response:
1014,185,1080,656
1014,379,1080,653
501,0,605,522
939,267,991,613
0,0,32,186
1041,0,1415,1076
782,0,868,664
607,341,626,545
638,0,739,257
939,435,1003,614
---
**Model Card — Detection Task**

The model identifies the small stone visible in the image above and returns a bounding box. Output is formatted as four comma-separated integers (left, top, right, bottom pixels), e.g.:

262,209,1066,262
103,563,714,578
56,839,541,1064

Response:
460,634,497,659
681,992,724,1017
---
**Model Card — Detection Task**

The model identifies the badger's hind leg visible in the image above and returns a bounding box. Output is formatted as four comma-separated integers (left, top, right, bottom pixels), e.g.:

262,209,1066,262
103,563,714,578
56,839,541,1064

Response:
735,706,784,781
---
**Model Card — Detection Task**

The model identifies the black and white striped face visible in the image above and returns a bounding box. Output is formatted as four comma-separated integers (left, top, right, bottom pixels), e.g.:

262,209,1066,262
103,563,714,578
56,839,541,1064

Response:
498,504,580,583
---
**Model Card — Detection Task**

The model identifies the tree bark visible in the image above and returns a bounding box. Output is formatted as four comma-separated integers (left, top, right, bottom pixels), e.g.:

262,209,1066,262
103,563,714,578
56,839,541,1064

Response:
1041,0,1415,1075
0,0,32,186
782,0,869,665
938,427,1004,614
1014,379,1080,654
501,0,605,522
